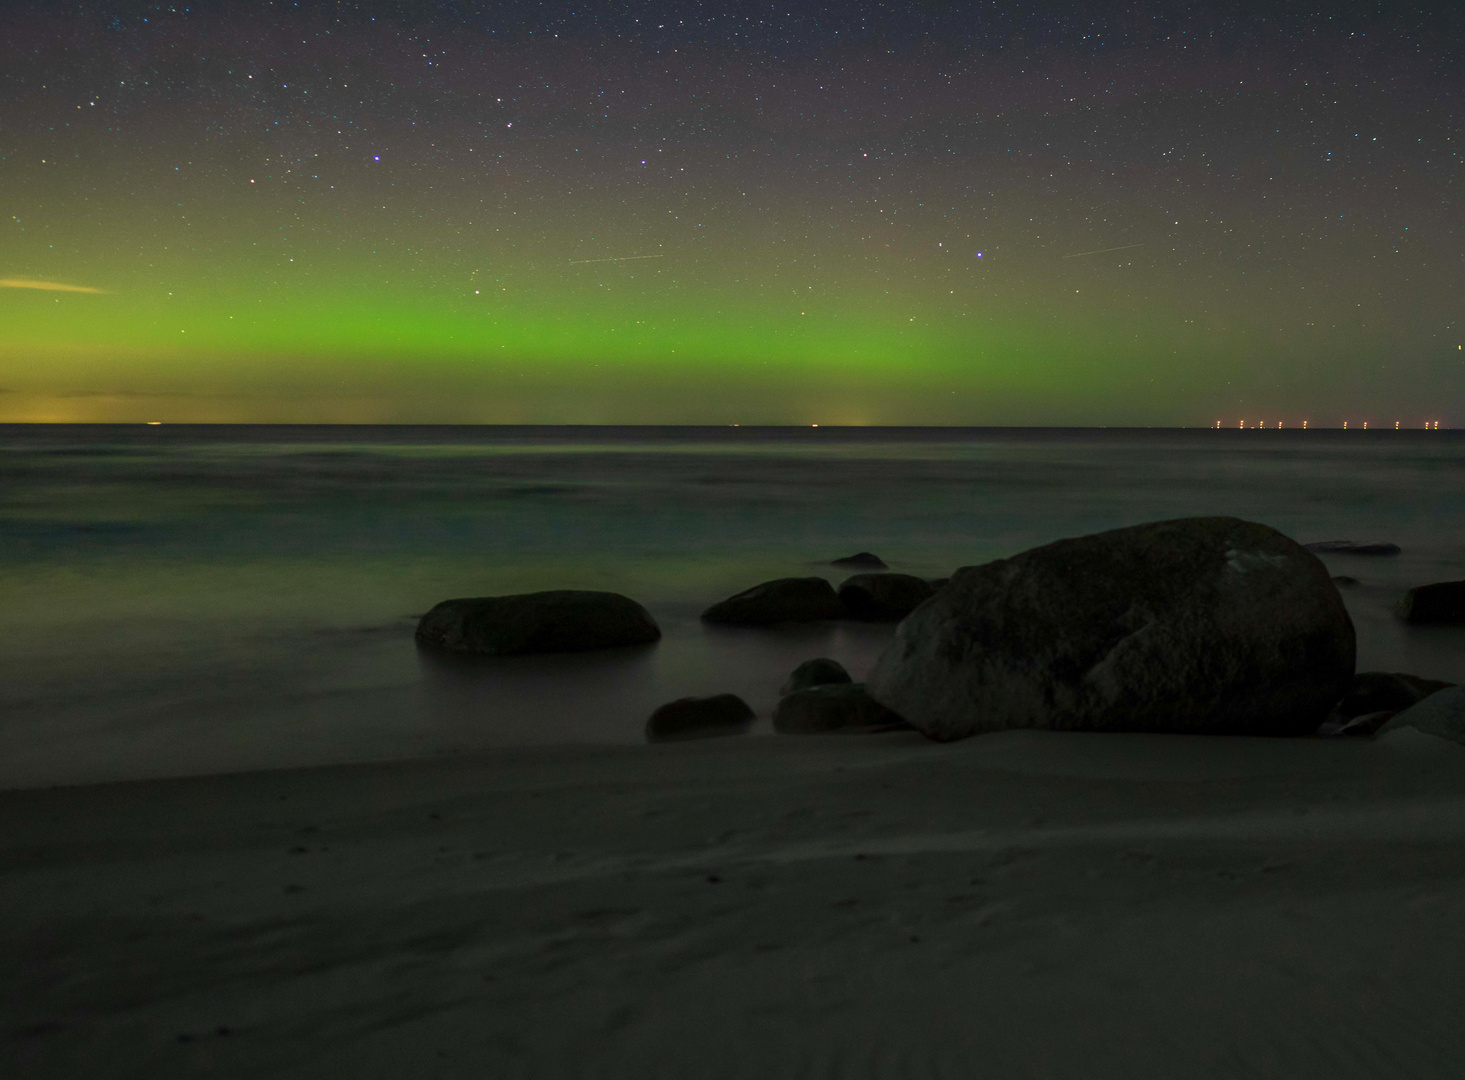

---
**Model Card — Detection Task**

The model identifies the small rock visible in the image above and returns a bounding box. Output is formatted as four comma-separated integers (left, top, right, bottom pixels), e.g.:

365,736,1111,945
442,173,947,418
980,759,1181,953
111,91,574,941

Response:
1337,710,1396,737
779,658,853,696
1378,686,1465,745
867,516,1355,740
773,683,909,734
416,591,661,656
1319,707,1402,737
701,577,844,625
646,694,756,742
1331,576,1360,587
1304,540,1401,556
927,578,950,592
838,573,935,622
1398,580,1465,625
1331,671,1456,722
831,552,888,569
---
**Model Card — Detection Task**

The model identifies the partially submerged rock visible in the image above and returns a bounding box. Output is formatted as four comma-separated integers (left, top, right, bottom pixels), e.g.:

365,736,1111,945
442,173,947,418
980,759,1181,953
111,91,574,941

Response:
779,658,852,696
416,590,661,656
838,573,935,622
1398,581,1465,625
1305,540,1401,556
773,683,908,734
1318,669,1458,736
1331,576,1361,588
701,577,844,626
1378,686,1465,745
646,694,755,742
1332,711,1395,737
1332,671,1456,723
831,552,888,569
867,516,1355,741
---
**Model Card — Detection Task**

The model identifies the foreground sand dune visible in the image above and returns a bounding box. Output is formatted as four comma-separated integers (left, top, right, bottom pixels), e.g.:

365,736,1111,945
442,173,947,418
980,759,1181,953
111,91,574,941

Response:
5,729,1465,1078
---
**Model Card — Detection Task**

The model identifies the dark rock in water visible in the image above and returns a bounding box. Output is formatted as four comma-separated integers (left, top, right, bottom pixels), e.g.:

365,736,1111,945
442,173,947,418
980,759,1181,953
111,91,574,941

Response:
1378,687,1465,745
1304,540,1401,556
927,578,950,592
838,573,935,622
701,577,844,625
779,658,853,696
1398,580,1465,625
1316,669,1454,736
1332,671,1456,722
1334,711,1395,737
1331,576,1360,587
866,516,1355,741
646,694,756,742
773,683,909,734
831,552,888,569
416,590,661,656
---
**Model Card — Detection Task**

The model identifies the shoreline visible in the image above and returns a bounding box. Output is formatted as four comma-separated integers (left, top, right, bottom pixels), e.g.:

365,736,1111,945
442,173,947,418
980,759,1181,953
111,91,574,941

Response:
7,729,1465,1077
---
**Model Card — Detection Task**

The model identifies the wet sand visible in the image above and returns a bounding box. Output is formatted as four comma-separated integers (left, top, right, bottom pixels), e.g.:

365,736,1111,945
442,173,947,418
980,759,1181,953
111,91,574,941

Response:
5,727,1465,1078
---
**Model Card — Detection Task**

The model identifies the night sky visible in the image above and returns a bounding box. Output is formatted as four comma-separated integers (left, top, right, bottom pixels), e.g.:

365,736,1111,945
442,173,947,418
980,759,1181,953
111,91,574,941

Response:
2,1,1461,426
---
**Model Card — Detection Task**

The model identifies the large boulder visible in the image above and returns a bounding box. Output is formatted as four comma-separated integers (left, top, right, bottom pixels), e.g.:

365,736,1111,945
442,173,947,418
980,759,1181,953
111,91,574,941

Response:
838,573,935,622
773,683,908,734
779,658,853,696
1378,687,1465,745
866,517,1355,741
701,577,843,626
646,694,755,742
1398,581,1465,625
416,590,661,656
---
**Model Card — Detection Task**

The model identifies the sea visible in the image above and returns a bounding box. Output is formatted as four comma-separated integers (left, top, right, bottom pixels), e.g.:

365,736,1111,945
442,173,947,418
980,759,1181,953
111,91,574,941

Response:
2,424,1462,789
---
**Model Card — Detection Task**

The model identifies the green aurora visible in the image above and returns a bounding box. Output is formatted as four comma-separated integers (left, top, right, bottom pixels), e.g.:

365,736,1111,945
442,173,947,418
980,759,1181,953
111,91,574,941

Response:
3,7,1460,426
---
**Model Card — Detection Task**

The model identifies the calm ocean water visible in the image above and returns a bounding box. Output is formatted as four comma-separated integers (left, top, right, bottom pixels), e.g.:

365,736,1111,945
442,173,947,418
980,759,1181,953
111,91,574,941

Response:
2,424,1463,789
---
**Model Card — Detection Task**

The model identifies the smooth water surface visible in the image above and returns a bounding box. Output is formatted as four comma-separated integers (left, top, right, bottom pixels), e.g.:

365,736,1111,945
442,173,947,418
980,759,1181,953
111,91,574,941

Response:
2,424,1463,788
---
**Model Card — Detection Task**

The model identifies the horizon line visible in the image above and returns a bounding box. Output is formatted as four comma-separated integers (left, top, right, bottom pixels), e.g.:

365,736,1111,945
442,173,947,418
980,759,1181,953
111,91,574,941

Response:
0,421,1451,431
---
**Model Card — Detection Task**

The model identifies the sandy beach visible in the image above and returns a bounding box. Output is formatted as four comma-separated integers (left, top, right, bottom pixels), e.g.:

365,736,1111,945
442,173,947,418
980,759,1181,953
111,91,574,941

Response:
6,726,1465,1079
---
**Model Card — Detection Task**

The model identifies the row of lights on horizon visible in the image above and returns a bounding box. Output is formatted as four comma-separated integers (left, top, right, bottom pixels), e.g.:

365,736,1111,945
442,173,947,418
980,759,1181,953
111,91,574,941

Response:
1215,420,1444,430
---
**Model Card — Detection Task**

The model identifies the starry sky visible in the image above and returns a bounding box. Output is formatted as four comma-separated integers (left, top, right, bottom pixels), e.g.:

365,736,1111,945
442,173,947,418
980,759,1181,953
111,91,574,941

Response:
2,1,1461,425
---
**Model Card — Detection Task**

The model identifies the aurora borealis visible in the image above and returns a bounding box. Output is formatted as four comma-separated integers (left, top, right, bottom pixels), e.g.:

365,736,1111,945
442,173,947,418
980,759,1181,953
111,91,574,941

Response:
2,1,1462,426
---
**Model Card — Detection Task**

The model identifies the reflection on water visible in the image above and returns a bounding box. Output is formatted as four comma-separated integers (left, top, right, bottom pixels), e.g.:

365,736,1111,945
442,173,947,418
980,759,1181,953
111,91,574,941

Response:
1,424,1463,788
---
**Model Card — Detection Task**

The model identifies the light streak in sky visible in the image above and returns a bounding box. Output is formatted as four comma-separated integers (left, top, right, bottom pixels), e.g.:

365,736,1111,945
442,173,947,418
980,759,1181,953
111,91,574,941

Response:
1060,243,1147,259
567,255,666,265
0,278,106,293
